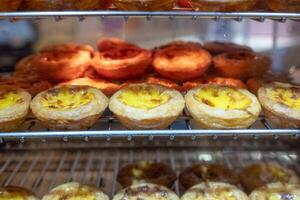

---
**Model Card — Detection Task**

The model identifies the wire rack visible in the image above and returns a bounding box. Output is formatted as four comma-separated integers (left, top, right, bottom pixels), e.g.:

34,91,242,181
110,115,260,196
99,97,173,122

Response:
0,143,299,198
0,11,299,22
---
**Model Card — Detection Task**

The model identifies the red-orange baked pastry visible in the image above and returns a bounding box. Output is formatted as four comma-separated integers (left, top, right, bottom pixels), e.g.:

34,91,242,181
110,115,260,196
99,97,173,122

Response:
189,0,257,11
59,0,111,10
60,77,120,96
182,78,206,91
0,0,22,11
20,0,60,10
14,55,41,81
93,39,152,80
267,0,300,12
213,51,271,81
203,41,253,55
112,0,177,10
97,38,138,52
246,78,265,95
153,44,212,82
154,41,202,54
145,75,181,91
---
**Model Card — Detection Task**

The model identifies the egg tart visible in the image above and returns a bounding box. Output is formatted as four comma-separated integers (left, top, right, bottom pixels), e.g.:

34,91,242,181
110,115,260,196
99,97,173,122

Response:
97,38,139,52
93,40,152,81
188,0,257,11
179,164,240,189
181,182,249,200
117,161,177,188
258,82,300,128
113,183,180,200
239,163,300,193
250,182,300,200
112,0,177,11
0,0,22,11
267,0,300,12
213,51,271,81
153,43,212,82
0,186,38,200
42,182,109,200
203,41,253,56
0,85,31,132
60,77,120,97
30,85,108,130
109,83,185,130
185,84,261,129
15,55,41,82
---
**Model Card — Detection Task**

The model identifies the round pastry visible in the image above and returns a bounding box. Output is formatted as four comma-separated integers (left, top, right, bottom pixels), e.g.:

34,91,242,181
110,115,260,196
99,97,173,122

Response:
117,161,177,188
40,43,94,54
267,0,300,12
0,186,38,200
181,182,249,200
0,0,22,11
153,44,212,82
60,77,120,97
213,51,271,81
0,76,52,97
14,55,41,81
42,182,109,200
246,78,265,95
179,163,239,189
182,78,206,91
203,41,253,56
109,83,185,130
30,85,108,130
206,76,247,89
93,41,152,80
97,38,139,52
185,84,261,129
239,163,300,193
258,82,300,128
250,182,300,200
113,183,180,200
153,41,202,53
112,0,177,11
188,0,257,11
0,85,31,132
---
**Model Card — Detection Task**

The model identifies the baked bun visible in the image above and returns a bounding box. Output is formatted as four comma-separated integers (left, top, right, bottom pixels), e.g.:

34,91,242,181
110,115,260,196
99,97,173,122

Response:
239,163,300,193
181,182,249,200
188,0,256,11
179,164,239,189
0,186,38,200
250,182,300,200
30,85,108,130
0,85,31,132
109,83,185,130
258,82,300,128
42,182,109,200
93,39,152,80
153,43,212,82
113,183,180,200
117,161,177,188
213,51,271,81
203,41,253,55
0,0,22,11
60,77,120,97
185,84,261,129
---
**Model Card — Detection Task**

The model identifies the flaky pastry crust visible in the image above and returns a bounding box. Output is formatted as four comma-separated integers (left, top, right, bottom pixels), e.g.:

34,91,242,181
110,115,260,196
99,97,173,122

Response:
0,186,38,200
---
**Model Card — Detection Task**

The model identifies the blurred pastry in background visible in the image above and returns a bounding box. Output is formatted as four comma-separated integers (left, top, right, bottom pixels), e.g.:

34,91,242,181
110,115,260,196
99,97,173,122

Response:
179,163,239,189
247,78,265,95
185,84,261,129
145,75,182,91
267,0,300,12
109,83,185,129
239,163,300,193
182,78,206,91
178,0,192,8
42,182,109,200
97,37,139,52
0,186,38,200
258,82,300,128
93,39,152,80
203,41,253,56
250,182,300,200
181,182,249,200
112,0,177,11
188,0,257,11
113,183,180,200
20,0,60,11
60,0,112,10
0,0,22,11
117,161,176,188
0,85,31,132
153,42,212,82
213,51,271,81
31,85,108,130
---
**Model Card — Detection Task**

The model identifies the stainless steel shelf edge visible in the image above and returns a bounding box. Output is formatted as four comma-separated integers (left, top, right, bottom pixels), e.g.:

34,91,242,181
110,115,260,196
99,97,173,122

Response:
0,11,299,20
0,129,299,139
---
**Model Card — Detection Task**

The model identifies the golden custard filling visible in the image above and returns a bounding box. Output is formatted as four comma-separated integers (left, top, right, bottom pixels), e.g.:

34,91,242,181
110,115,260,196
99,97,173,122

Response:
195,87,251,110
0,187,31,200
41,87,95,110
0,90,23,110
50,187,97,200
198,189,237,200
119,87,171,110
271,87,300,110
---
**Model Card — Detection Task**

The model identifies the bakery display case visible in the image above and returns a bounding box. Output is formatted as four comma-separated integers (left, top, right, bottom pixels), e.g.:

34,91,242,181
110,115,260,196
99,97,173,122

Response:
0,2,300,200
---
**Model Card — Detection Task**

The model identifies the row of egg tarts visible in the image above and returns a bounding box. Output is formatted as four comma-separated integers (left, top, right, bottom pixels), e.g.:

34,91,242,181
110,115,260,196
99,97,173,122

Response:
1,80,299,132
